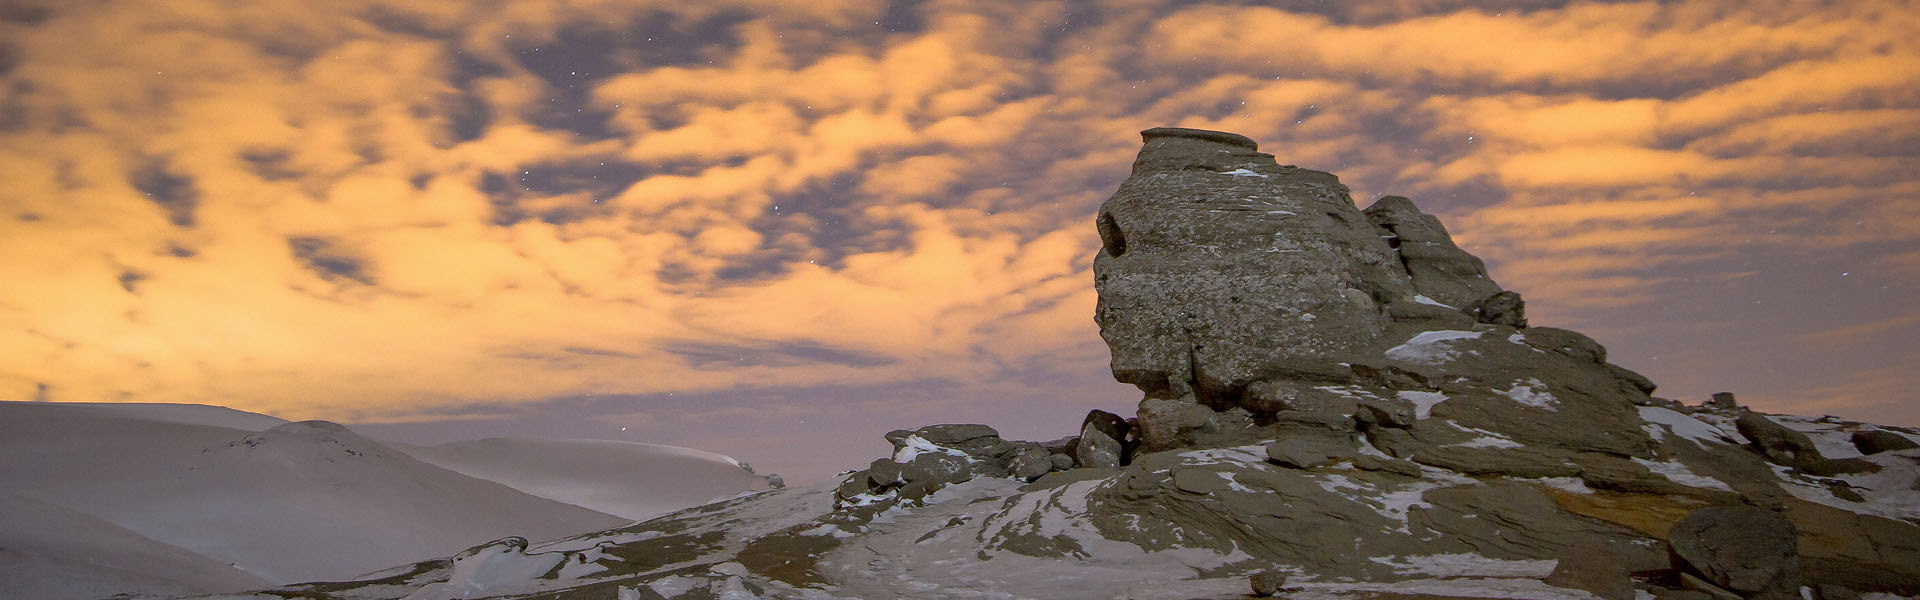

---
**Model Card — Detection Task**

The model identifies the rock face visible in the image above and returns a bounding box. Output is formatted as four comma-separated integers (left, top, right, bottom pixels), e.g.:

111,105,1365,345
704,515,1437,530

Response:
1093,127,1412,413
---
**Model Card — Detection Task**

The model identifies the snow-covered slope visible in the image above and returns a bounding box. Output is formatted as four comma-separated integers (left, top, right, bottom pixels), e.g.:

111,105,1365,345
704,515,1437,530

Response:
396,437,770,520
0,402,627,587
0,494,270,600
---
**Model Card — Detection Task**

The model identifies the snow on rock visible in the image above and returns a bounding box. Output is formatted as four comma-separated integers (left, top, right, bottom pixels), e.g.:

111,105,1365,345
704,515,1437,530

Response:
891,434,971,463
1631,457,1734,491
1413,295,1455,308
1218,168,1268,177
405,538,570,600
1367,553,1558,578
1496,378,1558,411
1386,330,1483,365
1638,406,1737,447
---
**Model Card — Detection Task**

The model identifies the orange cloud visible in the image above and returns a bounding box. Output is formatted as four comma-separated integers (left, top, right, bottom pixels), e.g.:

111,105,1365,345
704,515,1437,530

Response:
0,0,1915,436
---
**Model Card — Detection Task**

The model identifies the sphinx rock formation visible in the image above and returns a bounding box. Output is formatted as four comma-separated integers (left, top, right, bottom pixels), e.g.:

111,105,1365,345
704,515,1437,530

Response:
210,128,1920,600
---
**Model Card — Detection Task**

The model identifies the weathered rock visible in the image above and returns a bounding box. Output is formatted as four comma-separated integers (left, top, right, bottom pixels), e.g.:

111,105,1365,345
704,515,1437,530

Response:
1668,506,1800,597
1708,392,1740,410
1170,467,1230,495
1250,570,1287,597
1351,454,1423,478
1608,362,1659,395
1851,429,1918,455
1265,439,1330,470
1075,420,1124,469
1520,326,1607,364
1048,453,1074,471
1464,290,1527,328
1736,411,1824,469
1082,409,1130,444
1007,446,1052,481
887,424,1000,449
1545,543,1636,600
1677,572,1744,600
1363,195,1503,308
1094,127,1410,405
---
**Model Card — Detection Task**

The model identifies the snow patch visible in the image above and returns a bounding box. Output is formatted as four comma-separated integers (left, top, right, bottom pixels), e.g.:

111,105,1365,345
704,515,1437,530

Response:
1631,458,1733,491
1528,477,1595,494
1638,407,1735,447
646,576,701,598
1497,378,1558,411
892,435,969,463
1398,391,1448,419
1219,168,1267,177
1368,553,1557,578
1386,330,1483,365
1413,295,1455,308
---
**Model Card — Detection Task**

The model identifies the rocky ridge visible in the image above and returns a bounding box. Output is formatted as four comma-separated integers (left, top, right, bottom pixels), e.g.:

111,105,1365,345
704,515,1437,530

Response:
210,128,1920,600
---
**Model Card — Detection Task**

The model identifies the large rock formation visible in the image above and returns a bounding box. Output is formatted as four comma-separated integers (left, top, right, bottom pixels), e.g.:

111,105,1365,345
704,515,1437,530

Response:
204,127,1920,600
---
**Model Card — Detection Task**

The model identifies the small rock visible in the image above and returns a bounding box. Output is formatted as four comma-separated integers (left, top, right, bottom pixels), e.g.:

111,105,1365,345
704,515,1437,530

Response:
1250,570,1287,597
1048,453,1074,471
1851,430,1919,455
1668,505,1800,597
1265,439,1330,470
1707,392,1739,410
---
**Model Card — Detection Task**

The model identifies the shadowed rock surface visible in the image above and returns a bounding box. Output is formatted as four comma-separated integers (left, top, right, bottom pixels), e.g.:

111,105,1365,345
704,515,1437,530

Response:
197,127,1920,600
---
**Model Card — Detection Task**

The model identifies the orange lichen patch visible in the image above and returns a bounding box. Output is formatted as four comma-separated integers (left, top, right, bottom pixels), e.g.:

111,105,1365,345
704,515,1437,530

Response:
1539,487,1706,539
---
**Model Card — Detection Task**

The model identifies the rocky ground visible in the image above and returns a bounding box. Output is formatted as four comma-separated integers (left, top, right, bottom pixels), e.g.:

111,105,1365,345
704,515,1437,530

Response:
201,128,1920,600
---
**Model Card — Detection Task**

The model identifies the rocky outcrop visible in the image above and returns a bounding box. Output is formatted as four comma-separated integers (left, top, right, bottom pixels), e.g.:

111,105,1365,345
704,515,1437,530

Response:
234,126,1920,600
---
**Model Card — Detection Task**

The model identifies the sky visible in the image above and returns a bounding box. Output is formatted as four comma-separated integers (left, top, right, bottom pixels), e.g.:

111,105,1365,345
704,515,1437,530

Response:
2,0,1916,483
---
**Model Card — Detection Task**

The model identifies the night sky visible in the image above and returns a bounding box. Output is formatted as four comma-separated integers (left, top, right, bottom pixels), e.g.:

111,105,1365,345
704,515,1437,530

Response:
3,0,1916,483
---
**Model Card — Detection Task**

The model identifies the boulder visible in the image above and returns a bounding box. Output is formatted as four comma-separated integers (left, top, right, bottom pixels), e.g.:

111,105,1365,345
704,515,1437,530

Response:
1708,392,1740,410
1464,290,1527,328
1735,412,1824,469
1006,446,1052,481
1668,506,1800,598
1851,430,1918,455
1075,420,1124,469
1608,363,1659,395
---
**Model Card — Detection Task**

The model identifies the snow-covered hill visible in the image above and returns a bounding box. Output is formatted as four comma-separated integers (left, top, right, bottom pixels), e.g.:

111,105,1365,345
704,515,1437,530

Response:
397,437,773,521
0,401,767,599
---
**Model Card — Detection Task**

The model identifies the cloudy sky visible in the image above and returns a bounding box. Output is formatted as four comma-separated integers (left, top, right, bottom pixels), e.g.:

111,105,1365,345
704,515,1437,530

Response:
2,0,1915,482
